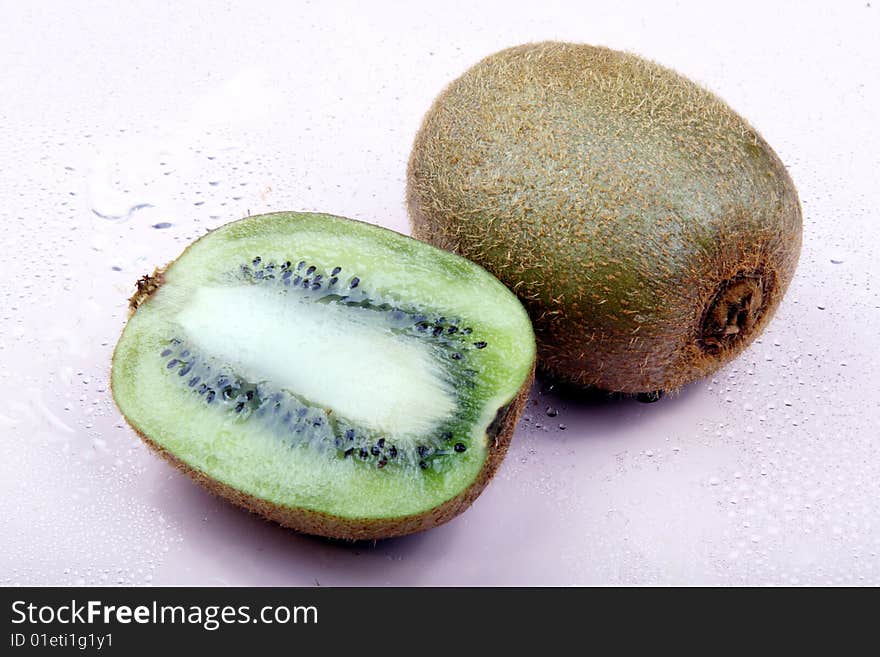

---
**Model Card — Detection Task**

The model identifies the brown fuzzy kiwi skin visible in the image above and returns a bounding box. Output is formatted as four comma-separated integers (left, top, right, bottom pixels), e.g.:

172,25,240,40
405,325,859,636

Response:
112,232,535,541
407,41,802,394
130,371,532,541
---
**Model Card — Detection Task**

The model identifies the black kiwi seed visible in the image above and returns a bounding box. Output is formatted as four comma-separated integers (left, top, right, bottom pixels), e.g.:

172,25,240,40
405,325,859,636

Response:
222,386,235,400
301,278,310,288
188,376,200,387
441,431,452,440
296,260,306,270
388,445,398,458
454,443,467,453
377,458,388,469
377,438,386,448
432,326,444,336
451,352,462,360
281,260,291,269
344,448,354,458
359,448,369,459
419,460,428,470
371,445,380,456
235,402,245,413
329,276,338,286
311,282,321,290
349,277,360,289
160,349,172,357
282,270,292,279
306,265,316,275
291,275,301,286
417,445,430,457
205,390,216,403
197,383,207,394
416,322,429,332
462,327,472,335
331,266,342,275
166,359,179,369
345,428,355,441
447,326,458,335
245,390,255,401
252,256,261,266
179,363,193,376
474,341,488,349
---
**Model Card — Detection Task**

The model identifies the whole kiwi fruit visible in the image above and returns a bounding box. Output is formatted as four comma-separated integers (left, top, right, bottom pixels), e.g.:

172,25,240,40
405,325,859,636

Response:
407,42,802,394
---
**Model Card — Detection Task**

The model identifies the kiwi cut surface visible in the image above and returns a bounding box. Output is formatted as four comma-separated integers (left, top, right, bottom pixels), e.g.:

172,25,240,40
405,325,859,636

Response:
407,41,802,394
111,212,535,539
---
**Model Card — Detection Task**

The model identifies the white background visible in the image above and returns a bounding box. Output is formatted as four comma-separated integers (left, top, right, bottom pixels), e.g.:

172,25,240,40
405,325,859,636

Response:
1,0,878,585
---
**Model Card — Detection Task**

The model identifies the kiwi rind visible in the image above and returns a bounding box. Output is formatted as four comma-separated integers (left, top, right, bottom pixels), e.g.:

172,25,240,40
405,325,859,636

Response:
407,41,802,393
111,212,536,540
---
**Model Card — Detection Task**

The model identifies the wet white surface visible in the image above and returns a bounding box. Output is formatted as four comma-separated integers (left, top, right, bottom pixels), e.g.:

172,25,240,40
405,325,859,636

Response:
1,1,878,585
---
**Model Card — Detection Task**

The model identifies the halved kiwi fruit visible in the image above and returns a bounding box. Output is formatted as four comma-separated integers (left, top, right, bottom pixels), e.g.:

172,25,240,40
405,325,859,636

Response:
111,212,535,540
407,41,802,394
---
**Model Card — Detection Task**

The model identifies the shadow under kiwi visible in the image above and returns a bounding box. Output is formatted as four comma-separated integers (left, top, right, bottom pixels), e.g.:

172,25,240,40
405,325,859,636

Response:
516,371,706,441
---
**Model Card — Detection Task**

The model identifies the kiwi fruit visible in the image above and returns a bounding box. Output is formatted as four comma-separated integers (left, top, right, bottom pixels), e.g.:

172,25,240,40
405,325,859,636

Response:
407,42,802,393
111,212,535,540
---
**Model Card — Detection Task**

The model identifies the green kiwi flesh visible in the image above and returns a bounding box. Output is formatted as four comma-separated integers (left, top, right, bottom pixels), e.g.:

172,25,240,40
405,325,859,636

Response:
407,41,802,393
111,212,535,539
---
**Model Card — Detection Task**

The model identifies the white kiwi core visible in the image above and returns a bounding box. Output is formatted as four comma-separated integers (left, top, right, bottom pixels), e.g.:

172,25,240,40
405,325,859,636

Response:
177,285,457,437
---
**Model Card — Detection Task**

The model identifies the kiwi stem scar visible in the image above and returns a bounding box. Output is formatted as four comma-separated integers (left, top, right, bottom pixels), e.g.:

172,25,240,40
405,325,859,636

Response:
700,273,769,353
